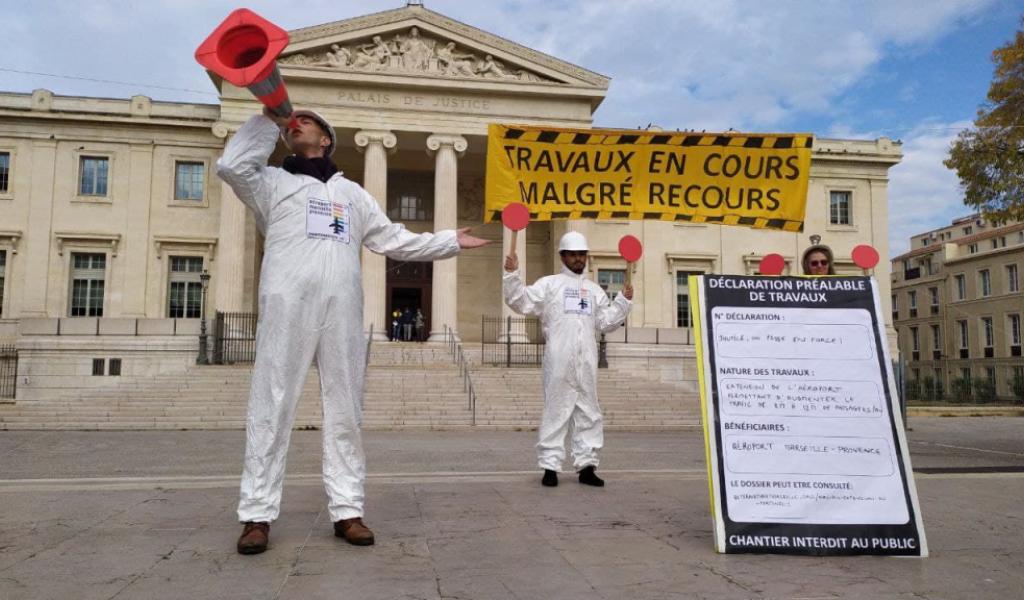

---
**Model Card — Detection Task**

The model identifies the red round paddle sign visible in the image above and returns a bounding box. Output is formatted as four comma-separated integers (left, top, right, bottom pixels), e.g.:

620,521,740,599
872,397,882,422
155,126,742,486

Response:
759,253,786,275
618,235,643,262
501,203,530,231
852,244,880,269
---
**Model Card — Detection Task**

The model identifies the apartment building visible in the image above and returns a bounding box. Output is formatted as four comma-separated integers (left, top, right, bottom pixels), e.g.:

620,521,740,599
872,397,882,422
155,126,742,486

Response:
891,214,1024,401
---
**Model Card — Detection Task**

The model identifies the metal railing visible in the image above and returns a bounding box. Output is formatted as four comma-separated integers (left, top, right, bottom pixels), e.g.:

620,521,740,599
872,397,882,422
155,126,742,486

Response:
364,324,374,370
0,344,16,399
361,324,374,412
903,373,1024,406
442,325,477,426
212,311,258,364
892,358,906,428
480,316,545,366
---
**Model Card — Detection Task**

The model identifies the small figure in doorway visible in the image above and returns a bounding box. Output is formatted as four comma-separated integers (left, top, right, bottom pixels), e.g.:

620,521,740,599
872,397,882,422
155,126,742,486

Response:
402,307,413,341
414,308,425,342
391,309,401,341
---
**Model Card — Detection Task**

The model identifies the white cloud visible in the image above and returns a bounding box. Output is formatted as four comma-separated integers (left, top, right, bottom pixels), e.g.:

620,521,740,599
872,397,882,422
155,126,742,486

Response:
863,0,995,44
0,0,995,255
3,0,996,129
824,124,882,139
888,121,973,256
824,119,972,258
441,0,995,130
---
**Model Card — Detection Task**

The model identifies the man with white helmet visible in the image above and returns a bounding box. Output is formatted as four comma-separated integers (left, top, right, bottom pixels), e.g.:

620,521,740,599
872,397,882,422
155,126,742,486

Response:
503,231,633,487
219,107,489,555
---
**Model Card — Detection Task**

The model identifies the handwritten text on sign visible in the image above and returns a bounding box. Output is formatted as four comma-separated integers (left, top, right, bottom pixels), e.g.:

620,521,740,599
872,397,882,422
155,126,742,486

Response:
710,305,910,526
692,275,927,556
485,124,812,232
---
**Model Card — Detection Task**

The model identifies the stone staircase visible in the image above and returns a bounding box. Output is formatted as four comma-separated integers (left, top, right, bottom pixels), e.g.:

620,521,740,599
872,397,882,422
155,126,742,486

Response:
0,343,699,430
469,365,700,429
0,344,472,430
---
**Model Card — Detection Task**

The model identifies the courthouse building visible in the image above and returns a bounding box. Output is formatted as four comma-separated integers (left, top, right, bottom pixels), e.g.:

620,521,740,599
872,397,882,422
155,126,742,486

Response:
0,3,902,348
891,215,1024,400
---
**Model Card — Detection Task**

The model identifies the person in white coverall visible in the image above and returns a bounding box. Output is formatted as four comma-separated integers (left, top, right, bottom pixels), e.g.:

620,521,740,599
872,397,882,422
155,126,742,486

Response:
218,107,488,555
503,231,633,488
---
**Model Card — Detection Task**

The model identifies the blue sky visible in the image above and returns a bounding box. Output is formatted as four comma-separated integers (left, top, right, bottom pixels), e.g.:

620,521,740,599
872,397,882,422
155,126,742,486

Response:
2,0,1021,255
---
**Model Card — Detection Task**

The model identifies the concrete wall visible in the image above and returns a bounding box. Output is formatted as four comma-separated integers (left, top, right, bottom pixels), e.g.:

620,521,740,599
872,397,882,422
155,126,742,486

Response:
604,343,698,391
14,318,198,401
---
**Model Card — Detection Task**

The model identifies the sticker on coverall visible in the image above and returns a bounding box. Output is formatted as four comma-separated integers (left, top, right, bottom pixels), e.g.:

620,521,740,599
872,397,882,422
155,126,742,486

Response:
563,288,593,315
306,197,351,243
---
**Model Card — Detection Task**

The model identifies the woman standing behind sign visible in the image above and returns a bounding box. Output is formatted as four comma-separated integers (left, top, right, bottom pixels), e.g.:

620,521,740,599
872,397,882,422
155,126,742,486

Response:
802,243,836,275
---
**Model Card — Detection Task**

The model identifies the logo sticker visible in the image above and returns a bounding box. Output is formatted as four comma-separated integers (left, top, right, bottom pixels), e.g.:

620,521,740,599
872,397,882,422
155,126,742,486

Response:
563,287,593,315
307,197,351,243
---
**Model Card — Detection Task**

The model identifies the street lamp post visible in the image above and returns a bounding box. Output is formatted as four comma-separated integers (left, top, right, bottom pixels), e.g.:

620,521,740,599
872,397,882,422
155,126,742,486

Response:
198,270,211,365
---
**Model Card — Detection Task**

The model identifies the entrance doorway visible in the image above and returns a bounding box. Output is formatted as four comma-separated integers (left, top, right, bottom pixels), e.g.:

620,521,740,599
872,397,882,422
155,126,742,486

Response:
386,259,432,341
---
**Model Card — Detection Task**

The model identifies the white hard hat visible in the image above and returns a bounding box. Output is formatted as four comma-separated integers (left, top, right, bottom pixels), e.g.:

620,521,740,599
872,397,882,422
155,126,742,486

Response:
283,109,337,157
558,231,589,252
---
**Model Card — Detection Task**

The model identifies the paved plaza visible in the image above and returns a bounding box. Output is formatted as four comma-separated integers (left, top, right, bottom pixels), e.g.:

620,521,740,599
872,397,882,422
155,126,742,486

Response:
0,419,1022,599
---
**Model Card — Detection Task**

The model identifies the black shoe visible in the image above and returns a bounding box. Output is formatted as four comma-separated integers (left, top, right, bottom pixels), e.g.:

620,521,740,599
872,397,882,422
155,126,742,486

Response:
578,466,604,487
541,469,558,487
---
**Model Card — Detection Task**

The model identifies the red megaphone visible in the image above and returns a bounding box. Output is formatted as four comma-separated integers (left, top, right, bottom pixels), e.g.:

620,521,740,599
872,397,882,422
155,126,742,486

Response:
195,8,293,116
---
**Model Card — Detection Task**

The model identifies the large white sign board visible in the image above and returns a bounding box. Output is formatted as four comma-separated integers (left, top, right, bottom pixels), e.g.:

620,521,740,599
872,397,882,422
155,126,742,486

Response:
691,275,927,556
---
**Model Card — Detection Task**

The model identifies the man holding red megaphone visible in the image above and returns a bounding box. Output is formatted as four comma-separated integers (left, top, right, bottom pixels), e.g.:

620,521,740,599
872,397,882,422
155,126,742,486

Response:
218,104,488,556
196,6,489,556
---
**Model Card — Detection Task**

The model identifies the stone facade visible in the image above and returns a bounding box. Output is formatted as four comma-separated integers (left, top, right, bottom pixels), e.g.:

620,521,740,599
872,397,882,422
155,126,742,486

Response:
891,215,1024,400
0,4,901,351
0,90,223,339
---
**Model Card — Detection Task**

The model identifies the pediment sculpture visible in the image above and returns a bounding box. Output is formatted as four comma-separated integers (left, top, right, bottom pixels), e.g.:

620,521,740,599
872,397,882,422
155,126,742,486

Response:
280,27,553,83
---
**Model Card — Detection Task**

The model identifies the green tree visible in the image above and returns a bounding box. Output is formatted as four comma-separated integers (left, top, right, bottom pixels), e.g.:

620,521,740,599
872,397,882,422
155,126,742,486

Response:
945,23,1024,221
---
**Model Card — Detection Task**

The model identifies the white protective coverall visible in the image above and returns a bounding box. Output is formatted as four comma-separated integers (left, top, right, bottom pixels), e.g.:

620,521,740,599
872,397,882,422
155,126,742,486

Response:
503,265,631,471
218,114,460,523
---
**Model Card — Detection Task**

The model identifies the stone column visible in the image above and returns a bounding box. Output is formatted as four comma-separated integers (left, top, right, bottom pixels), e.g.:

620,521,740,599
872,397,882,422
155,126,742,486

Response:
499,223,529,342
212,127,247,313
122,145,154,317
355,130,397,341
19,140,57,317
425,134,467,341
215,178,247,313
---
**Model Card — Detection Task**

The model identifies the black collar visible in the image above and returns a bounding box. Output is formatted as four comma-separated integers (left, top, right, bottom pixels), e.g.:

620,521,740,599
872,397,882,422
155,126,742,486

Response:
282,155,338,183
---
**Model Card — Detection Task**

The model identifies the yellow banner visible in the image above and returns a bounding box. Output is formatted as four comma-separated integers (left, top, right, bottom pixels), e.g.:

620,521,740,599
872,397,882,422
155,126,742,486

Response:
485,124,812,232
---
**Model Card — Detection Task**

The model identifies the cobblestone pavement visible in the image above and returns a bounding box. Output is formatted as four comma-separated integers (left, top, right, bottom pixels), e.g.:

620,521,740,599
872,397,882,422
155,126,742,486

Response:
0,420,1022,599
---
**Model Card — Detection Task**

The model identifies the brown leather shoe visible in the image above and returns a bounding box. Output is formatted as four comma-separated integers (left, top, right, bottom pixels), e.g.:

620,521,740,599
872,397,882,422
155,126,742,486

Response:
237,521,270,555
334,517,375,546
